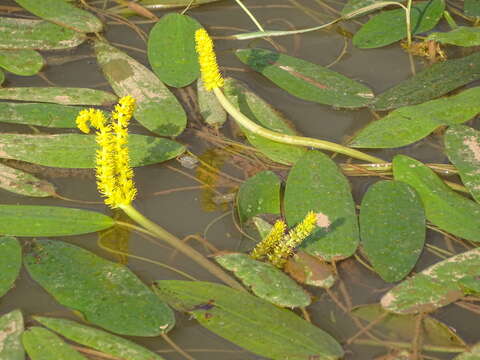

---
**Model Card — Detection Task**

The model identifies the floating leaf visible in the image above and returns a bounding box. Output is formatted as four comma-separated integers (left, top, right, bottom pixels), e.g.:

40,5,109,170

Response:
359,181,425,282
154,280,343,360
341,0,403,16
0,102,80,128
13,0,102,33
0,49,44,76
235,48,374,108
35,317,166,360
251,216,273,239
0,133,185,168
214,253,311,308
350,87,480,148
465,0,480,17
0,310,25,360
444,125,480,203
372,51,480,110
223,77,306,164
393,155,480,242
284,151,359,261
22,327,87,360
459,275,480,295
428,27,480,47
0,163,55,197
353,0,445,48
0,237,21,298
284,251,336,288
381,247,480,314
0,87,117,106
197,79,226,126
147,13,201,87
139,0,222,7
454,344,480,360
0,18,85,50
0,205,114,237
236,170,281,223
95,40,186,137
25,240,175,336
352,304,466,348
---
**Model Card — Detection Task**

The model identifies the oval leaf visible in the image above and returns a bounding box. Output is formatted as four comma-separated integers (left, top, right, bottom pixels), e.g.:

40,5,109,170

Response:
428,26,480,47
381,247,480,314
235,48,374,108
0,163,55,197
214,253,311,308
197,78,226,126
34,317,166,360
0,49,44,76
13,0,102,33
0,102,80,128
0,237,22,297
22,327,87,360
393,155,480,242
444,125,480,203
0,310,25,360
351,87,480,148
147,13,201,87
372,51,480,110
223,77,307,164
94,40,186,137
0,18,85,50
0,133,185,168
25,240,175,336
0,205,114,237
236,170,281,223
0,87,117,106
353,0,445,48
154,280,343,360
359,180,425,282
284,251,337,288
284,151,359,261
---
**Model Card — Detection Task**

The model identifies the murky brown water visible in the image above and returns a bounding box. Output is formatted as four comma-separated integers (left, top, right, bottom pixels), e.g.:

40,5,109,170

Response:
0,0,478,359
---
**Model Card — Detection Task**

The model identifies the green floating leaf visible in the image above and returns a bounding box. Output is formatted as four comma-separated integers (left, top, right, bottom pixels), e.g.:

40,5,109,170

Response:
0,237,22,298
381,247,480,314
465,0,480,17
0,18,85,50
341,0,403,16
454,344,480,360
0,310,25,360
147,13,201,87
353,0,445,48
0,205,114,237
372,51,480,111
214,253,311,308
223,77,307,164
0,49,44,76
95,40,186,137
393,155,480,242
235,48,374,108
0,133,185,168
444,125,480,203
35,317,166,360
25,240,175,336
284,151,359,261
284,251,337,288
352,304,466,348
0,87,117,106
154,280,343,360
22,327,87,360
459,275,480,295
139,0,221,7
428,27,480,47
13,0,102,33
359,181,425,282
236,170,281,223
0,163,55,197
197,79,226,126
0,102,80,128
350,87,480,148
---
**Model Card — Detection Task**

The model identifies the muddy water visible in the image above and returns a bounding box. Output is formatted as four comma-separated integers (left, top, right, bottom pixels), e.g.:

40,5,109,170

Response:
0,0,478,359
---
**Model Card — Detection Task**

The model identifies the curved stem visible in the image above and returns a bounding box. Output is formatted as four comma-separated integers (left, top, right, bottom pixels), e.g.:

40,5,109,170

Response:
234,0,264,31
213,88,385,164
119,204,245,291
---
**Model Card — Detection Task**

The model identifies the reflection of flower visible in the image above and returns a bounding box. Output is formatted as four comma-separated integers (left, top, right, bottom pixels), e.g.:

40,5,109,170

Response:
195,28,224,91
76,96,137,208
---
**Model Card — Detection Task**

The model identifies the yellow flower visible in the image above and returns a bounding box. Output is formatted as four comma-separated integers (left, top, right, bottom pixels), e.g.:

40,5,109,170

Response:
250,220,286,260
195,28,224,91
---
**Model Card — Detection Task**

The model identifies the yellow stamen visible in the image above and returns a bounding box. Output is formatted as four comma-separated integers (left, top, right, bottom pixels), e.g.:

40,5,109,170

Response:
250,220,286,260
195,28,224,91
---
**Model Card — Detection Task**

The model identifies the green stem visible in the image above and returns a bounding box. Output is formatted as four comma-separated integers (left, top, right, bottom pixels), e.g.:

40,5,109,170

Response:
213,88,385,164
119,204,245,291
234,0,264,31
443,10,459,29
406,0,413,47
352,338,467,353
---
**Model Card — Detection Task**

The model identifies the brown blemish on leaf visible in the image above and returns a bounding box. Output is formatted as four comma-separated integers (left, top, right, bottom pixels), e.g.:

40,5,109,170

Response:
278,65,329,89
0,320,17,352
103,59,134,83
315,212,331,228
463,135,480,162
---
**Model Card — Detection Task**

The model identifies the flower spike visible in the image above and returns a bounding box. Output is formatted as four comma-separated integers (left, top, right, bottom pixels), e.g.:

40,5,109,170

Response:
195,28,224,91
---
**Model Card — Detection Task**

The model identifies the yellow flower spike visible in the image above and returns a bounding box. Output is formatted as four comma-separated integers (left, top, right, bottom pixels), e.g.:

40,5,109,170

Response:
250,220,287,260
76,108,96,134
195,28,224,91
